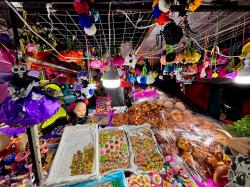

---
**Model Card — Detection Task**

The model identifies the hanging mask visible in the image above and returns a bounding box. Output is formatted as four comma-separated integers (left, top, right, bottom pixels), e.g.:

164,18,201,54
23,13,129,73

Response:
11,64,27,79
8,64,39,101
61,82,76,104
124,53,137,68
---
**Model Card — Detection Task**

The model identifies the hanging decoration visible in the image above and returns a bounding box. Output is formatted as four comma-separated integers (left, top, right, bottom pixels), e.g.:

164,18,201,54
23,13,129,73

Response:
188,0,202,12
156,20,183,46
73,0,89,14
152,5,161,19
84,24,97,36
124,53,137,68
157,12,170,26
79,14,92,29
158,0,170,12
120,42,133,58
73,0,97,36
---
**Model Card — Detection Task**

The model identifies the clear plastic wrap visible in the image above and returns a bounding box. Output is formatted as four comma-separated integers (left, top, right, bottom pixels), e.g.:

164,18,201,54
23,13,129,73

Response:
66,170,126,187
44,125,98,187
112,101,167,129
98,128,131,175
96,96,112,114
125,125,165,172
153,97,231,187
87,113,110,126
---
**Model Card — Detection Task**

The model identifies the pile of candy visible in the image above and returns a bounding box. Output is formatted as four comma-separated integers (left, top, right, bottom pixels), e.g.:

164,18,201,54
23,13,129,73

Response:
87,114,110,126
96,96,112,114
128,128,164,171
99,130,130,174
112,101,166,129
70,143,94,176
127,156,193,187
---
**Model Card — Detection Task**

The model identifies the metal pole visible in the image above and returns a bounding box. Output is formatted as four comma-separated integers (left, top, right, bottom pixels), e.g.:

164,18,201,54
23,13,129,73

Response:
26,125,43,185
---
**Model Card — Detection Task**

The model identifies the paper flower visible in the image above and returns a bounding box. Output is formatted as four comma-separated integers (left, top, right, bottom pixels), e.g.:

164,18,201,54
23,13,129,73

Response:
157,12,170,25
158,0,170,12
153,5,161,19
74,0,89,14
84,24,97,36
79,14,92,29
188,0,202,12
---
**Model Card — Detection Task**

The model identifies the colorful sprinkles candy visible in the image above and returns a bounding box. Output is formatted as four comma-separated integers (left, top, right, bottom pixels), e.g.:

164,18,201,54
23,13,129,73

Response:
99,130,130,174
70,143,94,176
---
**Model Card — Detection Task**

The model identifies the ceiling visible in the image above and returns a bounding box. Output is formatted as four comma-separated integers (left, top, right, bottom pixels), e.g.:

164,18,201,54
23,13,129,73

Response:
1,0,250,59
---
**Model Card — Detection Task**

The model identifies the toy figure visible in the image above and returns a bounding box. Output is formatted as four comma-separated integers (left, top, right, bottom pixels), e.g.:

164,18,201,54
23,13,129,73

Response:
69,100,88,125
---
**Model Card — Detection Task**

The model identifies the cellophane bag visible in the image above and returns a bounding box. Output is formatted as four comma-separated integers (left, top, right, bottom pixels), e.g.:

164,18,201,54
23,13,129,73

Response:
153,96,231,187
125,125,165,172
98,128,131,175
96,96,112,114
65,170,126,187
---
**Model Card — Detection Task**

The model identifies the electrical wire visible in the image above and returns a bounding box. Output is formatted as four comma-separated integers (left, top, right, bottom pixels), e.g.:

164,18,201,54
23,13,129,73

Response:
117,10,156,29
5,0,90,61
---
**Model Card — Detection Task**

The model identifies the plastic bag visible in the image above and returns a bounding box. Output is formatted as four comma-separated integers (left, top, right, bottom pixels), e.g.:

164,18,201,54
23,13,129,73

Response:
45,125,98,186
96,96,112,114
125,125,165,172
66,170,126,187
87,113,110,126
153,96,231,186
0,90,61,127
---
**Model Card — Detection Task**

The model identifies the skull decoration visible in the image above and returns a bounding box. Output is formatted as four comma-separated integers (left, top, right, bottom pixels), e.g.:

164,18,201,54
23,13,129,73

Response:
124,53,137,68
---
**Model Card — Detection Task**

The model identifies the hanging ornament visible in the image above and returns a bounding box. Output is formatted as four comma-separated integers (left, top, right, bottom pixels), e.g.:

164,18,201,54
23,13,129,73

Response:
152,71,158,78
124,53,137,68
79,14,92,29
158,0,170,12
137,56,145,66
152,5,161,19
113,56,124,67
120,42,133,58
73,0,89,14
146,72,155,85
160,55,167,65
157,12,170,25
81,83,96,99
93,10,100,22
212,71,218,78
188,0,202,12
84,24,97,36
137,76,147,84
152,0,159,9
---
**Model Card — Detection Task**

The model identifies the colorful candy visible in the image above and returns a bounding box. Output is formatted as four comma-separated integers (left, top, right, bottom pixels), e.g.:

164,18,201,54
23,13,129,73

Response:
99,130,130,174
70,143,94,176
128,128,164,171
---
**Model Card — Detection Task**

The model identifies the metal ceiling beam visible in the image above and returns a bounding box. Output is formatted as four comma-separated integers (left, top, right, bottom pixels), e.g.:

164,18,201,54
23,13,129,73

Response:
3,1,250,12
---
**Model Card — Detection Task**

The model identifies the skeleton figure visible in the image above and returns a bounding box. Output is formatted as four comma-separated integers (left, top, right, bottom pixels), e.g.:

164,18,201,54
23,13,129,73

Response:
227,155,250,187
8,64,39,101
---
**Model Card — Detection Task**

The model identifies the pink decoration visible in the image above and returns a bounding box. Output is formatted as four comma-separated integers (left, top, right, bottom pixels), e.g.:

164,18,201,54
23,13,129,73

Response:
138,56,144,62
133,89,158,100
90,59,102,69
226,71,237,78
136,69,142,75
113,56,124,67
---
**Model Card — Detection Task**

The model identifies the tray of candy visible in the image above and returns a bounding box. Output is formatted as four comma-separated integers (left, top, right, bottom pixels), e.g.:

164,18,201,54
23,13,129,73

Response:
98,128,131,175
87,113,110,126
125,125,165,172
45,125,98,186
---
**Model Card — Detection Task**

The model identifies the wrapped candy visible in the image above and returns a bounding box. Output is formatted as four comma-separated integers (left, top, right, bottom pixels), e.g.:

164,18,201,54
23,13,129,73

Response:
96,96,112,114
